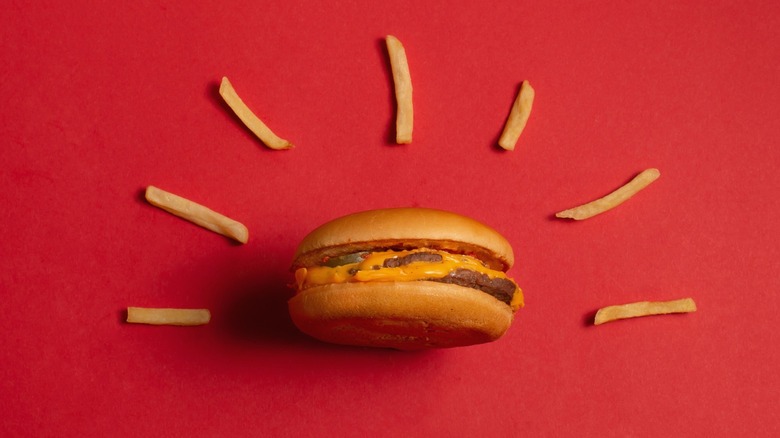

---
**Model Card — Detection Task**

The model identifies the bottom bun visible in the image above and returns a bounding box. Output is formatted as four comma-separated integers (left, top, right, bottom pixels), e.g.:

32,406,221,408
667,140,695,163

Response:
288,281,514,350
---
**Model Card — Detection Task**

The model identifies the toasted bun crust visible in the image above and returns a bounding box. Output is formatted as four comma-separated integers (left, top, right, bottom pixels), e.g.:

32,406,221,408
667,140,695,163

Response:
293,208,514,271
288,281,514,350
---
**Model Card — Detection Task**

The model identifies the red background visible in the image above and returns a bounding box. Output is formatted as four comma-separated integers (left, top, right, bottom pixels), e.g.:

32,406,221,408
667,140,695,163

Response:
2,1,778,436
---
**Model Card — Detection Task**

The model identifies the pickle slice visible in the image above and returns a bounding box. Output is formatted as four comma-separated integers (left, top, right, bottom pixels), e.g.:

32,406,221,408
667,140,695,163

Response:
322,252,369,267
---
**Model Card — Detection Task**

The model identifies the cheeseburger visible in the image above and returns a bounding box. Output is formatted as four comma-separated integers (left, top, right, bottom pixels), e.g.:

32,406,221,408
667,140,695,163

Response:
289,208,524,349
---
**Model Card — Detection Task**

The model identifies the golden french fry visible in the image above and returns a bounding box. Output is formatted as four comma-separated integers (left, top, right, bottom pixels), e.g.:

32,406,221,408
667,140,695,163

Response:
219,77,293,150
594,298,696,325
145,185,249,244
498,80,535,151
386,35,413,144
127,307,211,326
556,168,660,220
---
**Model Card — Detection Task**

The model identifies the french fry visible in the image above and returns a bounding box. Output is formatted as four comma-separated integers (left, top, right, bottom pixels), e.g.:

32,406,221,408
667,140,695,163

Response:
556,168,660,220
386,35,413,144
498,80,535,151
145,185,249,244
219,76,293,150
127,307,211,326
594,298,696,325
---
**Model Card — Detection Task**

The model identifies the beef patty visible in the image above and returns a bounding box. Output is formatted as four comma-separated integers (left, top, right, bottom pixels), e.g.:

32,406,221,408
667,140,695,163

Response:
433,269,517,305
381,252,516,305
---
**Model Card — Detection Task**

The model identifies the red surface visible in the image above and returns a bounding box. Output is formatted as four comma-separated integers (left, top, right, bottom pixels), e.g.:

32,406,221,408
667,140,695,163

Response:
2,1,778,436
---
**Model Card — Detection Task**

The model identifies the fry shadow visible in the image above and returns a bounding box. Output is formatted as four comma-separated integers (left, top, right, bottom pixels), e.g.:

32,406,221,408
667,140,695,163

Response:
582,309,598,327
135,186,147,205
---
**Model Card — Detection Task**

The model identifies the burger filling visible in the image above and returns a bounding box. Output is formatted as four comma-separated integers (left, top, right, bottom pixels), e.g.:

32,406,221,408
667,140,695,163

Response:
295,249,524,310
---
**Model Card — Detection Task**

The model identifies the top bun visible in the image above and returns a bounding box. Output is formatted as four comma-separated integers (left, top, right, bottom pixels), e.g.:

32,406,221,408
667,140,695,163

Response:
293,208,514,271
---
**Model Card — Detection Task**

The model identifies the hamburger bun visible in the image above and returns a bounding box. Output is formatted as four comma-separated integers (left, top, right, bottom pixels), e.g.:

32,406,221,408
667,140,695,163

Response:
289,208,523,350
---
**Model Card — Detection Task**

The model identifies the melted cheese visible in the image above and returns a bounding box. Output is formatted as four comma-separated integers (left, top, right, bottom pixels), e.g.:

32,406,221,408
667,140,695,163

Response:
296,249,524,309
